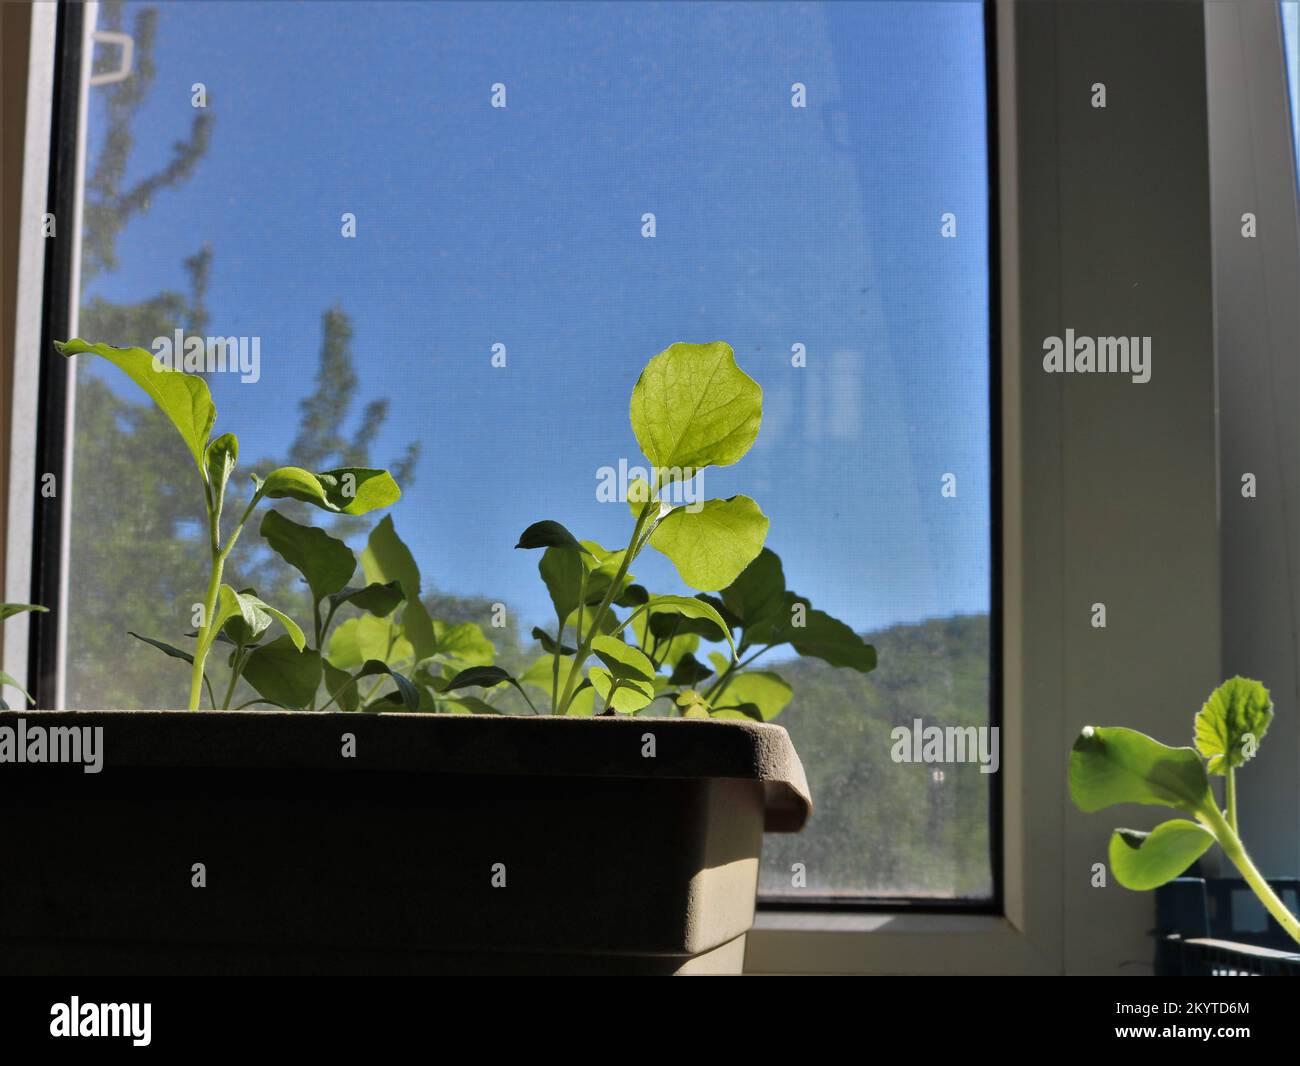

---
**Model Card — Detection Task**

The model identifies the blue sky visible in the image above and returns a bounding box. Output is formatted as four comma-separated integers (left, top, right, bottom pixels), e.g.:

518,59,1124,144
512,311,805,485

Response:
80,0,991,638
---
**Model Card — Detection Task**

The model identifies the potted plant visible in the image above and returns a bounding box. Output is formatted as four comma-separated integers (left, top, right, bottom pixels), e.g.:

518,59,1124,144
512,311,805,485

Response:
0,339,875,975
1069,676,1300,971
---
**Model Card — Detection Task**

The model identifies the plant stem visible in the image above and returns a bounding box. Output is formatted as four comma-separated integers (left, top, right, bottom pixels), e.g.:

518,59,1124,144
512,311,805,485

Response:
555,504,653,715
1201,803,1300,946
220,646,247,710
1225,767,1238,834
187,486,264,711
703,646,769,705
550,611,563,713
189,547,226,711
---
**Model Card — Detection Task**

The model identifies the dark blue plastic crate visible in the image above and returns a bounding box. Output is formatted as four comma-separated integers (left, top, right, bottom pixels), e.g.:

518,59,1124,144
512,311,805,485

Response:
1155,877,1300,975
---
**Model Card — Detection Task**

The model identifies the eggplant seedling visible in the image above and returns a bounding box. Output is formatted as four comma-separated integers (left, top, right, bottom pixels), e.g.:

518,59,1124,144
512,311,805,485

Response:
1069,676,1300,945
58,340,401,711
452,340,877,717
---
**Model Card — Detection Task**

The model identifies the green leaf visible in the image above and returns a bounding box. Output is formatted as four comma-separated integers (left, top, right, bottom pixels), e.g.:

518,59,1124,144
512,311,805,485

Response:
242,635,323,709
360,516,435,660
429,621,495,669
714,671,792,722
531,626,576,656
0,603,48,622
521,654,571,692
327,615,412,670
721,548,788,633
57,339,216,473
668,652,714,686
443,695,504,715
353,660,420,711
579,541,634,601
322,660,360,712
259,466,400,516
515,520,593,554
444,665,517,691
588,667,655,714
218,588,305,651
675,689,713,718
209,585,259,644
1194,676,1274,775
590,634,656,684
790,608,877,672
0,670,35,706
629,341,762,472
1109,820,1216,890
614,583,650,608
1069,726,1214,816
647,496,768,592
540,546,584,622
327,581,405,618
260,510,356,603
204,432,239,528
644,594,736,658
128,631,195,665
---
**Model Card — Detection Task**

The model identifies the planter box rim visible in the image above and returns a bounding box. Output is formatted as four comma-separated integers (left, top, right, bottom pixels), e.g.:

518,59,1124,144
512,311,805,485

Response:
1,710,811,831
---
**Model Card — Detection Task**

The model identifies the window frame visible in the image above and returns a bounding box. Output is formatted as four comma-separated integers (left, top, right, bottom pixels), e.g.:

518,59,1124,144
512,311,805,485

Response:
6,0,1260,976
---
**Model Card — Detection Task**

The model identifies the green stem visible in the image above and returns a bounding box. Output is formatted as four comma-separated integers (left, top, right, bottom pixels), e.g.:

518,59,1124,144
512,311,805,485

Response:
187,485,265,712
1225,767,1238,834
555,504,653,715
703,645,769,705
220,646,247,710
550,611,563,713
1200,803,1300,946
188,548,226,711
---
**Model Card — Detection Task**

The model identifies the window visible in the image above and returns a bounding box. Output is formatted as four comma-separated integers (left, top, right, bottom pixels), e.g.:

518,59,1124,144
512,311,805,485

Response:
48,0,994,902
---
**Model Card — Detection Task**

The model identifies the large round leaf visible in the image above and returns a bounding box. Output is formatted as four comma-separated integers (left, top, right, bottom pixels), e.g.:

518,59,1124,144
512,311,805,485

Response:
1069,726,1214,815
629,341,761,472
648,496,768,592
1109,820,1216,890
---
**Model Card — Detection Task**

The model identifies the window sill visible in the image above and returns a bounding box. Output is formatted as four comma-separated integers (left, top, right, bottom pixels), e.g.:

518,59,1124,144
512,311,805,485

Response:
745,909,1054,975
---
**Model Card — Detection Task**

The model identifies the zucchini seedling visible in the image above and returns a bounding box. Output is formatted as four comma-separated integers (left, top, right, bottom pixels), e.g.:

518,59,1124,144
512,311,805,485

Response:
1069,676,1300,945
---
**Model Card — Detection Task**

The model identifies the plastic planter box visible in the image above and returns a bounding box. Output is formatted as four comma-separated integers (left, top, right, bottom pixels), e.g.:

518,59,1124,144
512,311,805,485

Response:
0,710,810,975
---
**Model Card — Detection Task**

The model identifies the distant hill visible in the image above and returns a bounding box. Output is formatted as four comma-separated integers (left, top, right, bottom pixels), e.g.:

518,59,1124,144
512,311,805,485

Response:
760,613,993,900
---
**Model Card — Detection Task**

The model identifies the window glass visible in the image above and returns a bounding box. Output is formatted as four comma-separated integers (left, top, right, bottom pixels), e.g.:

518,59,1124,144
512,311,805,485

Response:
70,0,992,899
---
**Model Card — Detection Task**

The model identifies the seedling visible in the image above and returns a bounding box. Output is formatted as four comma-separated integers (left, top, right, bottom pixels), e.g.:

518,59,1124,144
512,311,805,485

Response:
0,604,47,708
454,340,877,717
58,340,402,711
1069,676,1300,945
